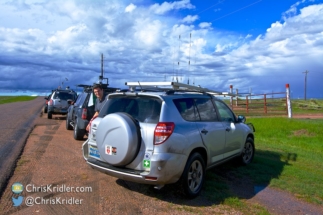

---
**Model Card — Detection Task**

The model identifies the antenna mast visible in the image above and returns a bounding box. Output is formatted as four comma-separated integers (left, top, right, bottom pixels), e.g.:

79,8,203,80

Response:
98,53,109,86
177,35,181,82
188,33,192,85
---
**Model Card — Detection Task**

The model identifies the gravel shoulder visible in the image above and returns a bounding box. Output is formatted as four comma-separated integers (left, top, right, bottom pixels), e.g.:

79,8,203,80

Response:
0,111,322,214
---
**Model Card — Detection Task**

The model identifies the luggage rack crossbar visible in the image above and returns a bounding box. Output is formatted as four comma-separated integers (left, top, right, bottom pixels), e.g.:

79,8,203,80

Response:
125,81,238,97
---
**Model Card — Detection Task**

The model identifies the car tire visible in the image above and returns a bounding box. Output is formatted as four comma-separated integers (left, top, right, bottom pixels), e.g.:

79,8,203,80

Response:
179,152,205,199
96,112,141,166
240,137,255,165
74,120,85,140
66,116,73,130
43,106,47,114
47,111,52,119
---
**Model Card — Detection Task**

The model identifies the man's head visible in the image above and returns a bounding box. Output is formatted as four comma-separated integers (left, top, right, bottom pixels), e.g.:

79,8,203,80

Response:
93,84,104,100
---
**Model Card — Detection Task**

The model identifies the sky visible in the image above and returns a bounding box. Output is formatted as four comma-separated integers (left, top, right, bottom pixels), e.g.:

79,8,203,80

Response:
0,0,322,98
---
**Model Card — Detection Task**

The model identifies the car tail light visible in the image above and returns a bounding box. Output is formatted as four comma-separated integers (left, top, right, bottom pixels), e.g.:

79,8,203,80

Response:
154,122,175,145
49,99,53,105
82,108,87,119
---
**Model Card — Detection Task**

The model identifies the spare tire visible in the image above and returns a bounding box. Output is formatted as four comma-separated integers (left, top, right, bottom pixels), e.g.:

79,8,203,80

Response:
96,112,141,166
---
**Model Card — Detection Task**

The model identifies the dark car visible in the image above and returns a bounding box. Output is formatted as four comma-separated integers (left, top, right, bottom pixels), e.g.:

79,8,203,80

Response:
43,93,52,113
47,88,78,119
66,84,118,140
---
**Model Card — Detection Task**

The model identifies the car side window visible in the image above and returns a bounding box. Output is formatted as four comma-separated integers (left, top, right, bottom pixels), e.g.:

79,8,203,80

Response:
194,98,218,121
214,100,235,122
173,98,197,121
75,92,86,106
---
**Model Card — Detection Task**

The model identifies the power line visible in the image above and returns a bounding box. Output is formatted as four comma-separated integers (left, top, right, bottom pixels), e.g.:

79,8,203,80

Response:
210,0,263,22
196,0,226,15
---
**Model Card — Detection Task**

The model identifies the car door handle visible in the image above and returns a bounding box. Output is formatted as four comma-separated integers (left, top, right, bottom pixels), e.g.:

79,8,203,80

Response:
201,129,208,135
226,127,231,132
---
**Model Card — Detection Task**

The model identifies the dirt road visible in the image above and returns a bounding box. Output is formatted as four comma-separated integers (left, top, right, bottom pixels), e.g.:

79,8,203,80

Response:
0,105,322,214
0,97,52,195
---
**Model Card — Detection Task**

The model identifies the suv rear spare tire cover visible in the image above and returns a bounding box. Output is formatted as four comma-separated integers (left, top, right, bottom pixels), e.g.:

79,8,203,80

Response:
96,112,141,166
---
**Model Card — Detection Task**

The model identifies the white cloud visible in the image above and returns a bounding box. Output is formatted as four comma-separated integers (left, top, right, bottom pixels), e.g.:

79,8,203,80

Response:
199,22,212,29
125,3,136,13
149,0,195,15
182,15,198,23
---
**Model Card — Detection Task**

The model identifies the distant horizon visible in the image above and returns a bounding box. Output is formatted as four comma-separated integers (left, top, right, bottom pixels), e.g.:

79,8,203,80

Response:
0,86,322,99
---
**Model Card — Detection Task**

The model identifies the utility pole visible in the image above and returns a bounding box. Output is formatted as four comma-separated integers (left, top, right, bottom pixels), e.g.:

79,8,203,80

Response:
303,70,309,100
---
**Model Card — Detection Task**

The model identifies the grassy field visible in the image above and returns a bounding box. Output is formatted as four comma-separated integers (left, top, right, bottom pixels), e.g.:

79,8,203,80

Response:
292,99,323,114
204,117,323,213
0,96,37,105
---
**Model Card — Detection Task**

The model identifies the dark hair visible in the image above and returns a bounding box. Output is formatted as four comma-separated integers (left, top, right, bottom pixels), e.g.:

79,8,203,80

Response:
93,84,103,90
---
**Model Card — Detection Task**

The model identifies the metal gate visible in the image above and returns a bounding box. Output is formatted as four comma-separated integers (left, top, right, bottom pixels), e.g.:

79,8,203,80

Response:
228,84,292,117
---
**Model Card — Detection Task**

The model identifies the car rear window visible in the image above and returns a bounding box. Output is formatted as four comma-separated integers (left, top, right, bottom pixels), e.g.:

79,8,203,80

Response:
99,96,162,123
53,92,76,100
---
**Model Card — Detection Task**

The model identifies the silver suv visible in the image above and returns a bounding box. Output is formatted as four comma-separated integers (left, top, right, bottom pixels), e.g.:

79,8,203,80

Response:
82,82,255,198
47,88,77,119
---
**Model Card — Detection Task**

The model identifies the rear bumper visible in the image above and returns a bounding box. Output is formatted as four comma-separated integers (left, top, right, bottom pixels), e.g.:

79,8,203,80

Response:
48,106,68,114
82,140,187,185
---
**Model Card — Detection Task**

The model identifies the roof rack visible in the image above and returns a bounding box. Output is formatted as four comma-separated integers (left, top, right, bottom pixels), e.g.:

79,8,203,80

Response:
125,82,237,97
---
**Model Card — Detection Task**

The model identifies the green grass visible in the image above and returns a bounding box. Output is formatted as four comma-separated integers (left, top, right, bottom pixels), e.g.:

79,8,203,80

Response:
204,117,323,212
292,99,323,114
247,117,323,204
0,96,37,104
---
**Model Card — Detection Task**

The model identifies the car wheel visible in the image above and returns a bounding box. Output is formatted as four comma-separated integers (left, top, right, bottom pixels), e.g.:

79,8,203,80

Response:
180,152,205,199
240,137,255,165
47,111,52,119
96,112,141,166
66,116,73,130
43,106,47,113
74,120,85,140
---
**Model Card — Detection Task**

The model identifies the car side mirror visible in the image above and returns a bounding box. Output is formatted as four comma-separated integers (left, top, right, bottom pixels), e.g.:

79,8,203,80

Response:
67,99,73,105
237,115,246,123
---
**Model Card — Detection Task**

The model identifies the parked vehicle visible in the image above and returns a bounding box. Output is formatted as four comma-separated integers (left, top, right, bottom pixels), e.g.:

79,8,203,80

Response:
47,88,77,119
43,93,52,114
66,84,118,140
82,82,255,198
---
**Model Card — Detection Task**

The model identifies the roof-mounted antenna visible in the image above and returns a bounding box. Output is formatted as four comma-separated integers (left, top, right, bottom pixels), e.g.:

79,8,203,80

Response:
138,81,143,92
98,53,109,86
177,34,181,82
188,32,192,85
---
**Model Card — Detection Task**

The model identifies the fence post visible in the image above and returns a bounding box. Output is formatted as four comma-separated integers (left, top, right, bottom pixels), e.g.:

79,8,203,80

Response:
286,84,292,118
264,94,267,114
230,85,233,109
246,95,249,114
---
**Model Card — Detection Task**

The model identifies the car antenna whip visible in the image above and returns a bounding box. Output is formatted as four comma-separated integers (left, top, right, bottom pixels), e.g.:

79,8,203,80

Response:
138,81,143,92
